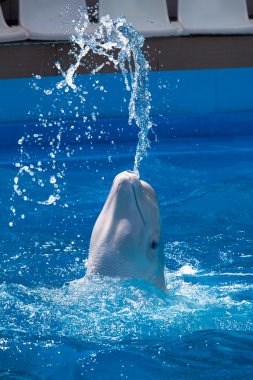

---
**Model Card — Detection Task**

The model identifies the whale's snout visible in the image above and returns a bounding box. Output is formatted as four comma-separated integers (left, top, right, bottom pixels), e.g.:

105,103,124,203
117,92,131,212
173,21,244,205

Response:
112,171,144,223
113,171,140,188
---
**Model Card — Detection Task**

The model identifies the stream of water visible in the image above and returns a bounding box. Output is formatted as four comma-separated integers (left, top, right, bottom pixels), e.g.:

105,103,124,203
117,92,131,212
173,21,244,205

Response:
11,12,152,225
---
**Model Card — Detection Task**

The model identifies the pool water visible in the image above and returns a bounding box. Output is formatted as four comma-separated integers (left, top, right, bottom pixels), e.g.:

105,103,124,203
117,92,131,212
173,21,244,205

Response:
1,134,253,379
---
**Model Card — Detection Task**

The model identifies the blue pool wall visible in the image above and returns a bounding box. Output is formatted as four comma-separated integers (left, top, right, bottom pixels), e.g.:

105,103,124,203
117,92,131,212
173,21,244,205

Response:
1,67,253,147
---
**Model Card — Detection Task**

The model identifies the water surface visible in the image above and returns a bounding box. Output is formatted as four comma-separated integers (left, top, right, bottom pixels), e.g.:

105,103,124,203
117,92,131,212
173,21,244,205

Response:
1,135,253,379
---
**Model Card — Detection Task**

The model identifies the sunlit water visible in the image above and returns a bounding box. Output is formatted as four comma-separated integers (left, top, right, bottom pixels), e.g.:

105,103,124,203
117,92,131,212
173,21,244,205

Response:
1,136,253,379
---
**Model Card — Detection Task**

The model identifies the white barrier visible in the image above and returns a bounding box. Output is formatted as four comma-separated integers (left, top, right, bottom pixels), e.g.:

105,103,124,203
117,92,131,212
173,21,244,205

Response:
0,3,27,42
19,0,94,40
99,0,182,37
178,0,253,35
2,0,253,43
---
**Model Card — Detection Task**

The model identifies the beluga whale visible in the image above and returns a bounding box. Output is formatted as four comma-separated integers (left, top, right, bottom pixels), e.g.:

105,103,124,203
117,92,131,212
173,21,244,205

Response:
87,171,166,290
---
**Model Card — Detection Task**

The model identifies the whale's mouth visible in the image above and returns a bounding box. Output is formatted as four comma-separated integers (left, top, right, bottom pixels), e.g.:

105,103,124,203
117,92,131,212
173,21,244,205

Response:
131,181,146,225
113,172,146,225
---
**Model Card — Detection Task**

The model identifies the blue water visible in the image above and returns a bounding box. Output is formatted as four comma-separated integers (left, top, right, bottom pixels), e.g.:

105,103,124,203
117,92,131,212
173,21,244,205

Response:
1,134,253,379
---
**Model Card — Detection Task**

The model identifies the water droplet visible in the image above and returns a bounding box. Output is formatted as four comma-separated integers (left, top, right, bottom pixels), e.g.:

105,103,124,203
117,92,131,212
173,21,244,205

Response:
44,89,53,95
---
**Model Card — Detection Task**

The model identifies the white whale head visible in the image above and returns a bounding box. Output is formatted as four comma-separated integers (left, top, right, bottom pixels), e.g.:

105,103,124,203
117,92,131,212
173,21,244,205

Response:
87,171,166,290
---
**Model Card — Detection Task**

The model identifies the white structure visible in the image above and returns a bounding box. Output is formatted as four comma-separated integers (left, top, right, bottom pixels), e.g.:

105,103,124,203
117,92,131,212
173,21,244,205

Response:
99,0,182,37
0,4,27,42
178,0,253,35
19,0,93,40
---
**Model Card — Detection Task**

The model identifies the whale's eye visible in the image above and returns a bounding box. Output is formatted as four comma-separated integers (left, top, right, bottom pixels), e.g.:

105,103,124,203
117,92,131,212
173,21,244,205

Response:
151,240,158,250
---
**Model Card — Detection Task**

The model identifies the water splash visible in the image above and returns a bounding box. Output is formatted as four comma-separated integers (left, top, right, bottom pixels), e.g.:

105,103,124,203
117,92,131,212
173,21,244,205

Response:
57,11,152,175
10,11,152,224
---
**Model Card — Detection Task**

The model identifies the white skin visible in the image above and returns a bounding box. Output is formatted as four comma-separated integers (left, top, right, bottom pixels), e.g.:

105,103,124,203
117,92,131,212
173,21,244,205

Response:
87,171,166,290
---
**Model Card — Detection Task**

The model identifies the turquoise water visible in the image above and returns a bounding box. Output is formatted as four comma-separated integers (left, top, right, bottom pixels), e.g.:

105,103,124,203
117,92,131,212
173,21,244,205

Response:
1,134,253,379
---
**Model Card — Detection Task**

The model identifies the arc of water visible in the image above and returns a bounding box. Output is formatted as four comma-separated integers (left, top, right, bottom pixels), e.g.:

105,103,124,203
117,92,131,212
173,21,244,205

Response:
57,13,153,175
10,12,153,224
